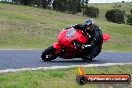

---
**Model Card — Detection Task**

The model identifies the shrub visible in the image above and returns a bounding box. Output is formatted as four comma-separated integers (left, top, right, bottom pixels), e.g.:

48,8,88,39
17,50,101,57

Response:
130,9,132,14
122,1,125,3
83,6,99,18
127,14,132,25
14,0,47,8
105,9,125,24
30,0,43,7
52,0,81,14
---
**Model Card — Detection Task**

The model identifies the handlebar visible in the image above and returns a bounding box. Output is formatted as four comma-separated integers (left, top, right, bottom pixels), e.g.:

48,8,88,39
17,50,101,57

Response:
73,40,82,49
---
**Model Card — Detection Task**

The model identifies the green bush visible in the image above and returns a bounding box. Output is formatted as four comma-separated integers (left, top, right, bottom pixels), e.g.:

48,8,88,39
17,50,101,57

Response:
83,6,99,18
52,0,65,12
14,0,47,8
105,9,125,24
127,14,132,25
52,0,81,14
130,9,132,14
30,0,43,7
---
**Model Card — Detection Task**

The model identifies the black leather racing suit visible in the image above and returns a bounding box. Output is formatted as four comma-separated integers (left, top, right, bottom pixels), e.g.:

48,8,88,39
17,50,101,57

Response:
72,24,103,59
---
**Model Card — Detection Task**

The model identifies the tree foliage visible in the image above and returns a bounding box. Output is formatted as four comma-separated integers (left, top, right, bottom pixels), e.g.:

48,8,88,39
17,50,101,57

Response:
52,0,81,14
83,6,99,18
130,9,132,14
13,0,47,8
127,14,132,25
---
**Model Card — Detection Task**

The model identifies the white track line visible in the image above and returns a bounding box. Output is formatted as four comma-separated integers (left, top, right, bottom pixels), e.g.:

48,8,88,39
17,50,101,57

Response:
0,63,132,74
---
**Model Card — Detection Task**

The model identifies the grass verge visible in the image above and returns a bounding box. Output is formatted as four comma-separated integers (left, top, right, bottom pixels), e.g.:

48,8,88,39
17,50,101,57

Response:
0,65,132,88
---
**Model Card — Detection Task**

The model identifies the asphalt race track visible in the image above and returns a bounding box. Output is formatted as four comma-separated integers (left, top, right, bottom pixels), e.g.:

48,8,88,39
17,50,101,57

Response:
0,50,132,70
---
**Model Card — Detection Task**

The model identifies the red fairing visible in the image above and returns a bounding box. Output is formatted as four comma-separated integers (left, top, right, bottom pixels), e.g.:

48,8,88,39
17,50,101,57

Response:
57,28,88,48
102,34,111,42
53,43,62,49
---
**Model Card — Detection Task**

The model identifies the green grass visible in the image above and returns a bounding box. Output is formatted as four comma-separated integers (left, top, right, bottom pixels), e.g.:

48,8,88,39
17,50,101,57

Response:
0,3,132,51
89,2,132,19
0,65,132,88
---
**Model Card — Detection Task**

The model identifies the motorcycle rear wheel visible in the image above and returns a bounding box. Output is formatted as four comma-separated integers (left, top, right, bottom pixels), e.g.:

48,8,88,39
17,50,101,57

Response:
41,46,57,61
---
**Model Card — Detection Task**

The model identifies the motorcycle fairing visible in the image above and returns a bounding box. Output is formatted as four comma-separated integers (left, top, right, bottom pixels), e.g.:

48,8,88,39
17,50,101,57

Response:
57,28,88,48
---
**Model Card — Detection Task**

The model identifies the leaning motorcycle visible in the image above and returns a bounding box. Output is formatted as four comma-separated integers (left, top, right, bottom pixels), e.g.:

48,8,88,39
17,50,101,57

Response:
41,28,110,61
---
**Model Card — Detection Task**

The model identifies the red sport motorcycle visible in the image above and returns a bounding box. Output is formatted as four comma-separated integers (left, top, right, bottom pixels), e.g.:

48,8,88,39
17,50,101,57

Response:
41,28,110,61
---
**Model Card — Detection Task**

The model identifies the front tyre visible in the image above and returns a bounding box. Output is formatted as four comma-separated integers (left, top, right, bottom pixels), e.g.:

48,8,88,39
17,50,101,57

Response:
41,46,57,61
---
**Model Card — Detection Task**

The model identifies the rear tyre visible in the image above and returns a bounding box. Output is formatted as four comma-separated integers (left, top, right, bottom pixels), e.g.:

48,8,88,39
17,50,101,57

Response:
41,46,57,61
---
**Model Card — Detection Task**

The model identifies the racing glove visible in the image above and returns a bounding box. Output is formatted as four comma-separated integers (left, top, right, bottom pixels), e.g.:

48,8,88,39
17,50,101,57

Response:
73,41,82,49
65,26,73,30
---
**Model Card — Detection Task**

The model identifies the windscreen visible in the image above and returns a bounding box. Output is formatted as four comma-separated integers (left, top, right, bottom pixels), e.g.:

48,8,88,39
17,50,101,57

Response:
66,29,76,38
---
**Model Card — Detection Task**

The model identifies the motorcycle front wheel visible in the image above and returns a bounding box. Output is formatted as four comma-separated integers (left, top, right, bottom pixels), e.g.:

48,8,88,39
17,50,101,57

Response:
41,46,57,61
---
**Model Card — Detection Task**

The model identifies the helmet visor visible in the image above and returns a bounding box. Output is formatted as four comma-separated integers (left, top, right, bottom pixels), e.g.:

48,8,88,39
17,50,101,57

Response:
86,24,93,30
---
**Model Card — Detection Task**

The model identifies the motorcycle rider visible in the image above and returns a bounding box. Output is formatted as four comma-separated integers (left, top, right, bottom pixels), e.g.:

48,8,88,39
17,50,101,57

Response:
70,18,103,61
